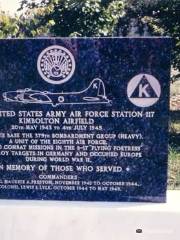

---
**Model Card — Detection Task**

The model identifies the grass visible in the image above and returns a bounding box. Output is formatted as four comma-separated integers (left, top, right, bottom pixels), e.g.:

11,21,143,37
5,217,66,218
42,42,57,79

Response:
168,147,180,189
170,80,180,97
168,110,180,189
168,80,180,189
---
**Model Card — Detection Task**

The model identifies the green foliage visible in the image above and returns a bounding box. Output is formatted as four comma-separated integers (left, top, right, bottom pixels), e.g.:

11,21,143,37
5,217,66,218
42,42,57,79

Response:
19,0,125,37
0,11,19,38
168,146,180,189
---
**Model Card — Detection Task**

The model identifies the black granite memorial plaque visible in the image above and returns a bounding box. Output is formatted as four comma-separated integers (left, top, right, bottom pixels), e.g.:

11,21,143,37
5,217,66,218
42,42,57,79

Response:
0,38,171,202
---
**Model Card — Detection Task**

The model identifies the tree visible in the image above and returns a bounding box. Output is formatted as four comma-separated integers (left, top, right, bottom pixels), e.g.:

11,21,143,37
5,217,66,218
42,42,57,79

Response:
117,0,180,80
19,0,125,37
0,11,19,38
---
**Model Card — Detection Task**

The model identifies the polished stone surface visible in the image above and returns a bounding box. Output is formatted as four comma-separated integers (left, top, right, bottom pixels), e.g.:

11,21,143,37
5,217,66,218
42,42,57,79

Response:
0,38,171,202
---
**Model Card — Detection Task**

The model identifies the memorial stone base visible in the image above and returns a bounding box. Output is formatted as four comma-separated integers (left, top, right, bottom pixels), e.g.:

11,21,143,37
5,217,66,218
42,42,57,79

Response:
0,191,179,240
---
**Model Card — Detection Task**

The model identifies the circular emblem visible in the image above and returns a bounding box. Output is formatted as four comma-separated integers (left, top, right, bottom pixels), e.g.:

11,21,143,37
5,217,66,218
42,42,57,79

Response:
127,74,161,107
37,45,75,85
